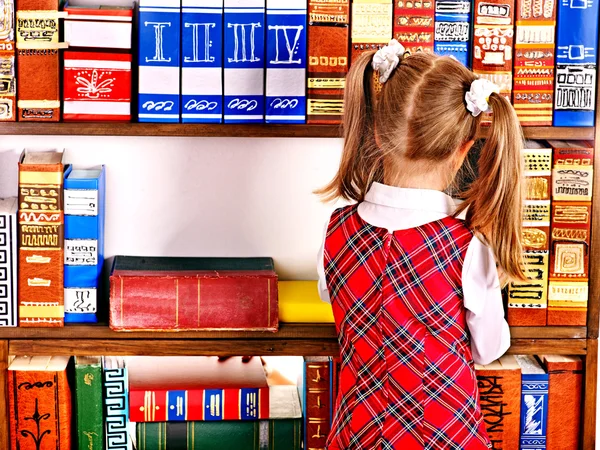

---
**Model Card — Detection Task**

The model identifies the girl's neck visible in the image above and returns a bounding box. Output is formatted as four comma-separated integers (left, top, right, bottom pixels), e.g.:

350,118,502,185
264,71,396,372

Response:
383,162,453,191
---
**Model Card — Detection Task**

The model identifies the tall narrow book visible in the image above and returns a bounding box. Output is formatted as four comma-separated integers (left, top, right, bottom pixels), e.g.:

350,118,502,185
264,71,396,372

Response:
18,149,65,327
394,0,435,54
0,197,17,326
301,356,332,450
8,356,72,450
516,355,548,450
64,166,105,323
0,0,15,121
350,0,393,62
103,356,132,450
433,0,471,66
75,356,104,450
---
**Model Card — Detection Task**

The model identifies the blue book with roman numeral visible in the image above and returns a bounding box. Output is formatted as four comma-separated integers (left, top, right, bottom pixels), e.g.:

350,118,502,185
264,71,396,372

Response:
265,0,307,123
434,0,471,67
138,0,181,122
181,0,223,123
516,355,548,450
223,0,266,123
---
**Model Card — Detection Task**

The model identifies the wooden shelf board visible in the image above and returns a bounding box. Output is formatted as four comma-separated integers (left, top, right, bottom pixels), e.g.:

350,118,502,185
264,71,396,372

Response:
0,122,594,139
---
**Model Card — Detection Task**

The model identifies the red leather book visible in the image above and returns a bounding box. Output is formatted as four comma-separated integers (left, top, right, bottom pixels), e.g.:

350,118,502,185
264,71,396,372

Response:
350,0,393,63
109,256,278,331
542,355,582,450
8,356,72,450
0,0,16,121
303,356,331,450
127,356,270,422
394,0,435,53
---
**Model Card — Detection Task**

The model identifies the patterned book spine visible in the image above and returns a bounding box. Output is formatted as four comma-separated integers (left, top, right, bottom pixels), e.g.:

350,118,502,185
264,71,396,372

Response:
513,0,556,126
394,0,435,54
518,358,548,450
104,365,132,450
0,0,15,121
18,156,65,327
350,0,393,62
64,166,105,323
265,0,307,123
0,198,17,327
306,0,349,125
75,357,104,450
138,0,181,122
181,0,223,123
303,357,331,450
223,0,266,123
508,145,551,326
553,0,598,126
434,0,471,66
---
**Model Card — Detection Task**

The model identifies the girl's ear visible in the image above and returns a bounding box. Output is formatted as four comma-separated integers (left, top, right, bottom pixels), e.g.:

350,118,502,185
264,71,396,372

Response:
460,139,475,155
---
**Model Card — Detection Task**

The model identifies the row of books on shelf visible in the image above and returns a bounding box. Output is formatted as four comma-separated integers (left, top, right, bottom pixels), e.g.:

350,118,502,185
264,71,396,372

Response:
7,354,582,450
0,0,598,126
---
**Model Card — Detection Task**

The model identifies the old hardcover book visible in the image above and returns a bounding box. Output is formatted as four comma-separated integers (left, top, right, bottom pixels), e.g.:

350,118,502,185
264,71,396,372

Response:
127,356,270,422
109,256,278,331
8,356,72,450
475,355,521,450
0,0,15,121
306,0,349,124
513,0,556,126
64,166,105,323
433,0,471,65
0,197,17,326
554,0,598,126
64,5,133,50
302,356,331,450
103,356,132,450
395,0,435,54
18,149,65,327
516,355,548,450
74,356,104,450
542,355,582,450
350,0,393,62
278,281,334,322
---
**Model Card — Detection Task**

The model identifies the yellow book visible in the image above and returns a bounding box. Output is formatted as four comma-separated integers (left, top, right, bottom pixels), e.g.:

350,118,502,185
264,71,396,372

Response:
278,281,334,323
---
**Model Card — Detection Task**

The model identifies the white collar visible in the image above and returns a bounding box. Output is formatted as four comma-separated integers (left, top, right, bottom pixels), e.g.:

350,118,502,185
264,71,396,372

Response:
363,182,458,215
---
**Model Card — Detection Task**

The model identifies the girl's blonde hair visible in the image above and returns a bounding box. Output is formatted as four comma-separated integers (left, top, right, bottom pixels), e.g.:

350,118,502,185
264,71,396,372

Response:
318,51,525,281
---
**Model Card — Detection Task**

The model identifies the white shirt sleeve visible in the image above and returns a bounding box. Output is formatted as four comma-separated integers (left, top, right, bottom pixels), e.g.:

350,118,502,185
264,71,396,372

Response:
462,236,511,365
317,218,331,303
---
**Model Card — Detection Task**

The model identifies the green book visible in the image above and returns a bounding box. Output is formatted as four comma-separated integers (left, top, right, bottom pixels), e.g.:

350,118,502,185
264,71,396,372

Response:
136,419,301,450
74,356,104,450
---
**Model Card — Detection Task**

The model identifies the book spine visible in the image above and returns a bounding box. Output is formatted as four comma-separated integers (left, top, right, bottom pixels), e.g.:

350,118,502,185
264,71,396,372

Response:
554,0,598,126
306,0,349,125
350,0,392,62
265,0,307,124
513,0,556,126
303,359,331,450
270,418,302,450
8,369,72,450
104,367,132,450
223,0,266,123
18,161,65,327
519,373,548,450
433,0,471,66
138,0,181,122
181,0,223,123
508,147,552,326
109,273,278,331
0,0,15,121
15,0,63,121
64,167,105,323
75,361,104,450
0,206,18,326
64,10,133,50
394,0,435,54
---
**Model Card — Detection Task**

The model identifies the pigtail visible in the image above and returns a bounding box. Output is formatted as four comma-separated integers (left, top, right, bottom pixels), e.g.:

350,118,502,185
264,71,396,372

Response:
316,51,383,202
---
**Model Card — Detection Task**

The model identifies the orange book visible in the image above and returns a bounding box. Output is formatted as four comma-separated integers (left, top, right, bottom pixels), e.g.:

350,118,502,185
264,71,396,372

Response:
8,356,72,450
542,355,582,450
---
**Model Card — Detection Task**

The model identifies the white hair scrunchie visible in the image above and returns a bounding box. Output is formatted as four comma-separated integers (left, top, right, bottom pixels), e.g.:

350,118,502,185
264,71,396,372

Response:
465,78,500,117
372,39,406,84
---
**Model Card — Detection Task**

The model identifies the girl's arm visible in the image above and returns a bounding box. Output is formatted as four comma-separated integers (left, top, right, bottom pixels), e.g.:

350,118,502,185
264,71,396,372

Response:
463,236,511,365
317,220,331,303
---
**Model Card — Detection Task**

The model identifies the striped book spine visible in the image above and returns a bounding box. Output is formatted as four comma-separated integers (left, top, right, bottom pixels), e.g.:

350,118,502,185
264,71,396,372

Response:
181,0,223,123
394,0,435,53
138,0,181,122
350,0,393,62
0,0,15,121
104,358,132,450
516,355,548,450
433,0,471,66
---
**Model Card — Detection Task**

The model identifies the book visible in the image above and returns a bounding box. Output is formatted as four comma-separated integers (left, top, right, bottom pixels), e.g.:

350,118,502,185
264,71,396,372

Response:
0,197,17,327
64,5,133,50
265,0,307,124
138,0,181,122
103,356,132,450
433,0,471,66
516,355,548,450
127,356,270,422
554,0,599,126
0,0,15,121
15,0,66,121
64,166,105,323
223,0,266,123
261,356,304,419
306,0,349,124
301,356,332,450
542,355,582,450
181,0,223,123
513,0,556,126
18,149,65,327
74,356,104,450
109,256,278,331
350,0,393,62
394,0,435,54
136,419,302,450
475,355,521,450
8,356,72,450
278,280,334,322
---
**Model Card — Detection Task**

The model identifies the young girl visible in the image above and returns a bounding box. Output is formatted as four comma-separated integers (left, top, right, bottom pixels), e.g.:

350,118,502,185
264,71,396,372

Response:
317,40,525,449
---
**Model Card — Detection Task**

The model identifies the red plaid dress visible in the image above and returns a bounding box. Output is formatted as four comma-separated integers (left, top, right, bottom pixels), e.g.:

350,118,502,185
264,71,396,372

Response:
324,205,491,449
